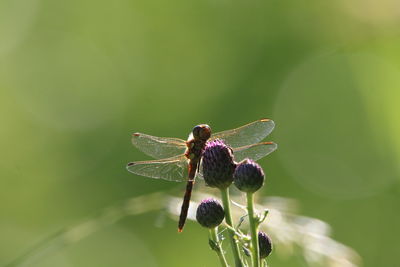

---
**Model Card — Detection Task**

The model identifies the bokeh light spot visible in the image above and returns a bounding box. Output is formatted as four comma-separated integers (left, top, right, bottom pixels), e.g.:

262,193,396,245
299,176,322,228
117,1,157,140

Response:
274,52,399,198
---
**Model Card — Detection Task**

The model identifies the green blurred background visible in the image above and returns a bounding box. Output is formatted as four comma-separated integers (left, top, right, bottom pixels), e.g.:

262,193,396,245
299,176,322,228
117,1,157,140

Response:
1,0,400,266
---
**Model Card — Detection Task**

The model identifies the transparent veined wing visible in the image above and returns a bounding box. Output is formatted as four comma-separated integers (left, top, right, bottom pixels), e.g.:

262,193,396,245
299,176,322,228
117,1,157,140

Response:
132,133,186,159
232,142,278,162
210,119,275,148
196,142,277,180
127,155,188,182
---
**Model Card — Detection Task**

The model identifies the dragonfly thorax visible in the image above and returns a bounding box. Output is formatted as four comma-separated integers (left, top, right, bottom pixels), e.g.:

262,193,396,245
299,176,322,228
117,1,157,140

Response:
184,124,211,162
185,138,208,162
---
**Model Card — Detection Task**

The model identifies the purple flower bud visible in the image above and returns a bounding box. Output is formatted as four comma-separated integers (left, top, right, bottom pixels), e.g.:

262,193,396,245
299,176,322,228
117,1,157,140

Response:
258,231,273,258
196,198,225,228
202,139,235,189
233,159,265,193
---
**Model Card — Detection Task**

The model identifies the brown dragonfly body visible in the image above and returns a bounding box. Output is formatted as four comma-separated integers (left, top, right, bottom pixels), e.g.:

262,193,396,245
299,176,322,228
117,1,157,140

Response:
179,125,211,231
127,119,277,232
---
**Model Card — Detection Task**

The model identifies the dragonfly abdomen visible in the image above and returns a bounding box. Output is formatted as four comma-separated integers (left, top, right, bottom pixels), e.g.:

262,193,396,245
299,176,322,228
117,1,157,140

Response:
178,161,198,232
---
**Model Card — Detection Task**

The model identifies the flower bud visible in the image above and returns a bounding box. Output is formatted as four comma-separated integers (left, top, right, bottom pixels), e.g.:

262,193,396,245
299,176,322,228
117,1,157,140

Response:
258,231,273,258
196,198,225,228
202,139,235,189
233,159,265,193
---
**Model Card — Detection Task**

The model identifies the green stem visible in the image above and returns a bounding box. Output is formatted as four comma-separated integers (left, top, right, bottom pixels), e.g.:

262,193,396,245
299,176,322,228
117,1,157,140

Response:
220,187,243,267
247,192,260,267
209,227,229,267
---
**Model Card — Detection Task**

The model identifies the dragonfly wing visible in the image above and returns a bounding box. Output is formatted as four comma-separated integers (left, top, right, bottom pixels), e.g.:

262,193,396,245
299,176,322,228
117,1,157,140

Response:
233,142,278,162
210,119,275,148
127,155,188,182
132,133,186,159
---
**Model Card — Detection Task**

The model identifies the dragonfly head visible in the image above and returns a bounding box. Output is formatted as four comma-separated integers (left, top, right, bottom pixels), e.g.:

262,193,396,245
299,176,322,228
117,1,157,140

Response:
192,124,211,141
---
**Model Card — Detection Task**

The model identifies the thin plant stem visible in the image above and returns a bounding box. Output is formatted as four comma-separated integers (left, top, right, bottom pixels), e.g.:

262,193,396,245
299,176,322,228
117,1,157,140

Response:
220,187,243,267
209,227,229,267
246,192,260,267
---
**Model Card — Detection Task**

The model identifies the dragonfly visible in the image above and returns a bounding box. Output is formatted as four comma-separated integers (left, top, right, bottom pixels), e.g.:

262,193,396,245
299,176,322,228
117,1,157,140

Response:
127,119,277,232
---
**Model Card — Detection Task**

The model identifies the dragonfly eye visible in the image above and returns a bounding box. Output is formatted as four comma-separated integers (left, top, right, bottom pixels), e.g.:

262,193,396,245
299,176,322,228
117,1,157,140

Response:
192,124,211,140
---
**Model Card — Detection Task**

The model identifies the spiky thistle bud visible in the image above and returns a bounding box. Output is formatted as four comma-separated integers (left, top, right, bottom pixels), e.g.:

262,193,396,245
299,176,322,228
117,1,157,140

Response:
233,158,265,193
258,231,273,258
196,198,225,228
202,139,235,189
